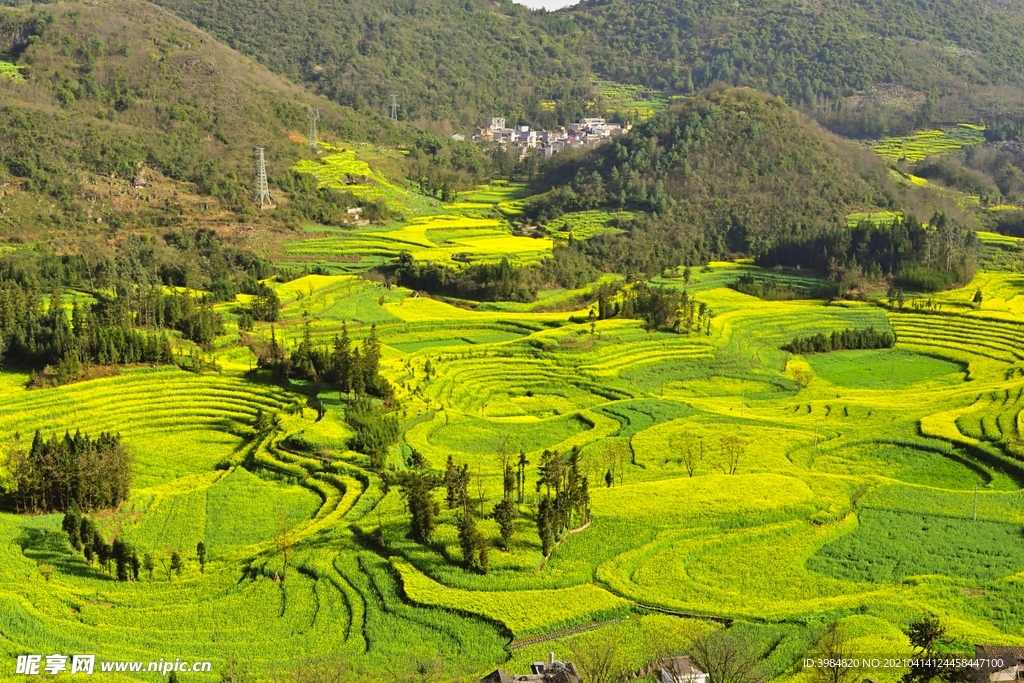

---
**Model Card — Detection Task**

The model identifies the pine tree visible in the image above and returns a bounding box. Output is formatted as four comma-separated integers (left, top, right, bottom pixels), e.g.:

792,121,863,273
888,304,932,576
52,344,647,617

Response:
196,541,206,574
170,550,183,577
493,498,517,551
516,451,529,504
537,497,556,557
457,513,481,570
443,455,460,509
402,472,439,543
143,552,155,582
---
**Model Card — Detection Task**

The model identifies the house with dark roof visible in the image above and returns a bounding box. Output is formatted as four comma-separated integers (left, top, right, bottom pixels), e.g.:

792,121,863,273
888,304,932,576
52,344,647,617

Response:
479,652,581,683
975,645,1024,683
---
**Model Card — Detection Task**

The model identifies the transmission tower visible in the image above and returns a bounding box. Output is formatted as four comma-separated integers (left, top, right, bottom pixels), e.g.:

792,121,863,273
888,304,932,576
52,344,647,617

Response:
389,94,399,122
256,147,273,209
306,108,320,151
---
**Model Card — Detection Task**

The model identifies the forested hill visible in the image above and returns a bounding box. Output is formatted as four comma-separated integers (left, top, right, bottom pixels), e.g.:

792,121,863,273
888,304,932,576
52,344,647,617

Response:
524,89,970,282
527,89,899,255
147,0,1024,131
146,0,592,127
0,0,403,244
566,0,1024,134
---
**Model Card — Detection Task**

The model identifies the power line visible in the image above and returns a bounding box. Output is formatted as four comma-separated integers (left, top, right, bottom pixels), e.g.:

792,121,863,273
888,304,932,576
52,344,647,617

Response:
256,147,273,209
306,107,320,151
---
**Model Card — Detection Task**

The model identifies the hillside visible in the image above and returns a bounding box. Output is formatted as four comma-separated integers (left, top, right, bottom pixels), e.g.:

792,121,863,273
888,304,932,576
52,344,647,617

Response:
148,0,1024,132
147,0,592,128
567,0,1024,136
524,89,940,272
0,0,405,247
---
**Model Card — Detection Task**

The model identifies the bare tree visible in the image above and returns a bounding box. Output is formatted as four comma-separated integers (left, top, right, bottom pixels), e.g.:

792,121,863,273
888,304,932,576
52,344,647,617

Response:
158,552,173,582
279,656,353,683
567,631,628,683
719,437,744,475
476,466,487,519
690,630,764,683
811,623,858,683
385,655,445,683
276,510,294,582
603,439,630,485
682,440,698,477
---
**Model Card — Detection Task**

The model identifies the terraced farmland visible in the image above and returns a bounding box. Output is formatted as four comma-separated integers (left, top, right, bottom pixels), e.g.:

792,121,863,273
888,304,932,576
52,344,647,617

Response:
294,144,415,214
0,58,23,80
871,124,986,163
4,249,1024,679
595,79,670,122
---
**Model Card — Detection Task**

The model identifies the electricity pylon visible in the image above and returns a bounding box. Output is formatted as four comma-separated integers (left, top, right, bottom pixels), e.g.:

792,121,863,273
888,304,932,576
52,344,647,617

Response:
389,94,398,121
256,147,273,208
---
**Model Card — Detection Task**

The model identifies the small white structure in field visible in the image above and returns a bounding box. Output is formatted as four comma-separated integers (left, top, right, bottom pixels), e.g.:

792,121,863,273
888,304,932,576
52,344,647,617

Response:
659,656,709,683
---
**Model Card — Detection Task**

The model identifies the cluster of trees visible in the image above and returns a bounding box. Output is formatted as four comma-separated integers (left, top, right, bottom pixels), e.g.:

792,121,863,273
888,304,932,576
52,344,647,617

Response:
782,327,895,355
344,396,400,468
5,430,131,513
0,232,296,383
247,284,281,323
761,213,979,292
399,452,524,571
262,322,394,401
615,284,713,334
731,274,838,301
95,286,224,348
398,471,441,545
0,281,174,384
536,448,591,557
382,247,600,304
62,503,140,581
669,436,745,477
389,254,535,303
442,457,490,573
60,501,208,584
254,321,400,466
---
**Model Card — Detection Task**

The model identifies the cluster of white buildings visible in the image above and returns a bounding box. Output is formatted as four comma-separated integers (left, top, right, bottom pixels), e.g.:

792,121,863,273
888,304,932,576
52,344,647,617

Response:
458,116,629,158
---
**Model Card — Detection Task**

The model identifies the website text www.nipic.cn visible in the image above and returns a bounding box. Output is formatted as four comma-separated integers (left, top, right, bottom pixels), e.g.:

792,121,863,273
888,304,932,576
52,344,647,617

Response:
16,654,213,676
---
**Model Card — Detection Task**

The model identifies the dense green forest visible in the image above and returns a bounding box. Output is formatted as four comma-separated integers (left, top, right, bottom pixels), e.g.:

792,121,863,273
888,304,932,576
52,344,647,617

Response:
147,0,593,127
517,89,984,290
146,0,1024,133
759,213,980,291
569,0,1024,136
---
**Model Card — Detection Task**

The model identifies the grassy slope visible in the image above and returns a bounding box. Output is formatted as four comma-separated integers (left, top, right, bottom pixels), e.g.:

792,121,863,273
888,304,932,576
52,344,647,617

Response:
0,0,404,246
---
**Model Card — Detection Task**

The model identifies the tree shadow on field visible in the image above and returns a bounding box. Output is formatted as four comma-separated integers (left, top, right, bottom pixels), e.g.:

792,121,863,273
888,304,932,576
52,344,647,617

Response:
16,527,116,581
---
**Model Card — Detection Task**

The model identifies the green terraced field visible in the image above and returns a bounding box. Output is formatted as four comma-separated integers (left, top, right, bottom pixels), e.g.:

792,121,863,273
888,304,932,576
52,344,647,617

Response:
282,181,556,274
871,124,986,163
544,209,634,240
595,79,670,122
0,58,23,80
5,229,1024,680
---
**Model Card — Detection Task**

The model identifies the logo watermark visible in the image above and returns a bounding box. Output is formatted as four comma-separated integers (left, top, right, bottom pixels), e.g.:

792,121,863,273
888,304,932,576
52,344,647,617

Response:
16,655,212,676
